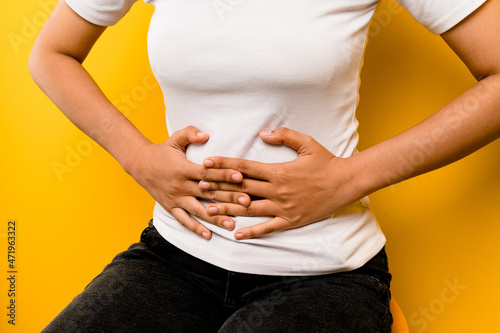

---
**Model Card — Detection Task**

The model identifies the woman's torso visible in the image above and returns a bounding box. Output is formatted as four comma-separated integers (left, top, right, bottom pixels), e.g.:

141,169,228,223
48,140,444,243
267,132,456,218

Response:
148,0,386,276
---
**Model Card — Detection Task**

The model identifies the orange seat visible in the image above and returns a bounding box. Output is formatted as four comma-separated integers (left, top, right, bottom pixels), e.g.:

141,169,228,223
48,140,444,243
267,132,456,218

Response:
391,298,409,333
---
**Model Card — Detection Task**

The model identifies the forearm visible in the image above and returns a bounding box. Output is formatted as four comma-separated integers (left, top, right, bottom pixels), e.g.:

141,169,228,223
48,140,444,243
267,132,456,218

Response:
29,50,150,172
352,74,500,197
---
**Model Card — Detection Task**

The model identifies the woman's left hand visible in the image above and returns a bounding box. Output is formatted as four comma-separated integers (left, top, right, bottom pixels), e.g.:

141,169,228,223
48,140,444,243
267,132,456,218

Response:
199,127,364,240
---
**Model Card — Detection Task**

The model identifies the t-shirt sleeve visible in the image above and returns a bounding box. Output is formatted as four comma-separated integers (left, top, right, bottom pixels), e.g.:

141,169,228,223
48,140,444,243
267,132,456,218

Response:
394,0,487,34
64,0,141,26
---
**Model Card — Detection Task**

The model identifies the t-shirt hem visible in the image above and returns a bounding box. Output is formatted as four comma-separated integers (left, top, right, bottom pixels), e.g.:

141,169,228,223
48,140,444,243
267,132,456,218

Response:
65,0,124,26
427,0,486,34
153,217,387,276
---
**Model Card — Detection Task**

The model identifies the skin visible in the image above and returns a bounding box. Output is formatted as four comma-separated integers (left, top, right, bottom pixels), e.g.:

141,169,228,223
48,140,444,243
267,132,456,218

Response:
30,1,500,240
29,0,249,240
200,0,500,239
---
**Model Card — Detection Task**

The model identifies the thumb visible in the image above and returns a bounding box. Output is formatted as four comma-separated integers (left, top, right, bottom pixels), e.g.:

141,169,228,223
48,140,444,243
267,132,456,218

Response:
169,125,209,151
259,127,317,156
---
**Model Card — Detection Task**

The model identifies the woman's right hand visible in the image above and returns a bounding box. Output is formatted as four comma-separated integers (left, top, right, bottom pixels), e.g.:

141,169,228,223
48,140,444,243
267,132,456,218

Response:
29,4,247,239
126,126,250,240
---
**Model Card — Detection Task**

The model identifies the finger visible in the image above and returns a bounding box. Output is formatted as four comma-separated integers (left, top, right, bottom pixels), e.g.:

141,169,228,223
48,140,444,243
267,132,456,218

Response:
234,217,293,240
169,207,213,240
182,197,236,231
200,189,251,207
206,200,276,217
203,157,273,181
168,126,209,151
200,167,243,183
259,127,317,156
199,178,272,199
182,162,243,183
183,179,250,205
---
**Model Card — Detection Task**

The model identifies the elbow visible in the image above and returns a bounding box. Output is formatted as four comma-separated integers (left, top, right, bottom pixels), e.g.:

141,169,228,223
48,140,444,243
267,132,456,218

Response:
28,42,45,85
29,41,84,85
28,41,60,88
28,48,39,83
470,64,500,82
474,71,494,82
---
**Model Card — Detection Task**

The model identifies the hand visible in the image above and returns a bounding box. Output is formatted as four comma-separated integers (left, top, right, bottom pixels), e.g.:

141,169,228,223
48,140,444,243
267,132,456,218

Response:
200,128,362,240
127,126,251,240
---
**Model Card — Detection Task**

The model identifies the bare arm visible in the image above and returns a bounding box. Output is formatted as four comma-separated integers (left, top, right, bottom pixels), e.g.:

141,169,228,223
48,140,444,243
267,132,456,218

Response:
29,1,146,167
200,0,500,239
29,0,248,239
352,0,500,198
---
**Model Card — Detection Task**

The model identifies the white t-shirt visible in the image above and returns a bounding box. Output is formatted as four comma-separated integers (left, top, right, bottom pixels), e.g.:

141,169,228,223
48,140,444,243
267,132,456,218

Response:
65,0,486,275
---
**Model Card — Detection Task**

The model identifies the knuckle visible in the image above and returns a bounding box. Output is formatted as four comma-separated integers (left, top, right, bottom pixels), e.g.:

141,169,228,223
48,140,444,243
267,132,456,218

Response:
205,169,222,182
200,168,209,179
304,135,315,145
183,126,196,138
173,214,189,227
277,127,287,134
170,180,183,193
189,206,202,218
262,224,276,235
236,161,249,175
172,163,185,177
220,205,231,215
275,184,290,197
227,192,236,203
282,201,296,211
161,198,174,211
221,171,233,183
245,205,256,216
238,181,248,192
170,129,181,138
204,190,217,200
270,167,286,182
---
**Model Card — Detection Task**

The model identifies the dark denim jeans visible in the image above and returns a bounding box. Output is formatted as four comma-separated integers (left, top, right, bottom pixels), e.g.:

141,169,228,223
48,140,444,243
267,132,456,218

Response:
43,221,392,332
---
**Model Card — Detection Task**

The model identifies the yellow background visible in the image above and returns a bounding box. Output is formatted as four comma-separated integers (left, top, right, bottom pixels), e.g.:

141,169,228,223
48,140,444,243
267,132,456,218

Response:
1,0,499,332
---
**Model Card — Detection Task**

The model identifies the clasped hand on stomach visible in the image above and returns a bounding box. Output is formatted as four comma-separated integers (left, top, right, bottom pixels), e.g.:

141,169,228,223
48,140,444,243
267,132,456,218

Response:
130,126,359,241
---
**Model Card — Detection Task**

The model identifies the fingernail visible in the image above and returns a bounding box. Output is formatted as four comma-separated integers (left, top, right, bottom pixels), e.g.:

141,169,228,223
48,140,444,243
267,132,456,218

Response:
197,132,207,137
260,130,272,136
202,231,210,239
232,173,242,182
223,221,233,230
203,159,214,167
200,181,210,190
208,206,218,214
235,232,244,240
238,196,247,205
